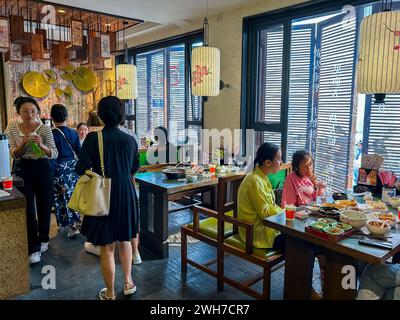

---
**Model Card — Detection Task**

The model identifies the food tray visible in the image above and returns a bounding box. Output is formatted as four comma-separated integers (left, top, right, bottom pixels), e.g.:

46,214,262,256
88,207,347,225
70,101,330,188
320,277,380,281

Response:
305,225,356,242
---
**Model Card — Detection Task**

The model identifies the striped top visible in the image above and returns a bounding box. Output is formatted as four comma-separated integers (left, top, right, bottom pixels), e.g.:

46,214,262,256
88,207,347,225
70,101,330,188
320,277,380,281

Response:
8,122,58,160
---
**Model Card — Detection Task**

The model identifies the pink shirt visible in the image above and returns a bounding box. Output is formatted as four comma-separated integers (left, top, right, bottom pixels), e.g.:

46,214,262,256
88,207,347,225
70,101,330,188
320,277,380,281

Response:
281,171,317,208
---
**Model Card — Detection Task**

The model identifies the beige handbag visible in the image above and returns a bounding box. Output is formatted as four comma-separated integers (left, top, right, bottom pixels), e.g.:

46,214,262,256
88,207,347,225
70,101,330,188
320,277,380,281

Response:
68,131,111,216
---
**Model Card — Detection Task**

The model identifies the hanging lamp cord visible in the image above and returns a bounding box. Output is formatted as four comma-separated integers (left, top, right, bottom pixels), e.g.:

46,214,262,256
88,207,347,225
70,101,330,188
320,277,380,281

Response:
382,0,393,12
203,0,209,46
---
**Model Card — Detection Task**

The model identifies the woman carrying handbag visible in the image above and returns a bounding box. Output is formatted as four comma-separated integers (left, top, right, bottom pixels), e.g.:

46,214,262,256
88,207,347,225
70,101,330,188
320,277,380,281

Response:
51,104,81,238
75,96,140,300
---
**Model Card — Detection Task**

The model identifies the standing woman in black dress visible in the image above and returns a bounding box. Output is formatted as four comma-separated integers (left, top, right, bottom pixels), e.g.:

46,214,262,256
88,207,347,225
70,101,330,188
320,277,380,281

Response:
76,96,140,300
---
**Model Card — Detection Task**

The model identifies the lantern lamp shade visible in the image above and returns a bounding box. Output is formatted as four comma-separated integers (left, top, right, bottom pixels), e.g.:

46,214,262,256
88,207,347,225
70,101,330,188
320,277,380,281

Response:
357,11,400,94
191,46,220,96
116,63,138,100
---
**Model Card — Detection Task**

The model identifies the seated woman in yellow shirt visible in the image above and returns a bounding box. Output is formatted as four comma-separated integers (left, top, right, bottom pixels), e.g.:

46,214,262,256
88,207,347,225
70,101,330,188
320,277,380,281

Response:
238,142,285,250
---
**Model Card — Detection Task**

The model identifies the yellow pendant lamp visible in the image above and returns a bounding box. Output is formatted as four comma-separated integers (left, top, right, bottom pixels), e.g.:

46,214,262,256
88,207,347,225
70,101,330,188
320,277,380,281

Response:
191,1,220,97
116,24,138,100
116,63,138,100
357,0,400,105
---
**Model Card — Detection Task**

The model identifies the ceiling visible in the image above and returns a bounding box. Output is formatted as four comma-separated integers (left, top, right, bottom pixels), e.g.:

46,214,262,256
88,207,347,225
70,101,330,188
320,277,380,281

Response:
46,0,256,25
0,0,142,32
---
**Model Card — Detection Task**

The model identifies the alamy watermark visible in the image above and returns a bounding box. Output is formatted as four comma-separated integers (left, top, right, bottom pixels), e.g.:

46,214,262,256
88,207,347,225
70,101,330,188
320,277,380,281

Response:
341,265,357,290
41,265,56,290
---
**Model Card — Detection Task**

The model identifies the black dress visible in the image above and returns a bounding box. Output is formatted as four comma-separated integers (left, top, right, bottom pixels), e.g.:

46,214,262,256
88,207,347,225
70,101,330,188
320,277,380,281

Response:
76,126,140,245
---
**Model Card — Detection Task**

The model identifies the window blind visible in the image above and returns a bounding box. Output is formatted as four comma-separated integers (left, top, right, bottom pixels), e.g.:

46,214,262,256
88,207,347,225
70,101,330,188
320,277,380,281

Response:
287,25,314,160
367,95,400,176
313,15,356,193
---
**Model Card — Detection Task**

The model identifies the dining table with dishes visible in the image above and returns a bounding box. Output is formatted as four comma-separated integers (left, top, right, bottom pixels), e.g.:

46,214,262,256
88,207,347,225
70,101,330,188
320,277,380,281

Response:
264,192,400,300
136,163,244,258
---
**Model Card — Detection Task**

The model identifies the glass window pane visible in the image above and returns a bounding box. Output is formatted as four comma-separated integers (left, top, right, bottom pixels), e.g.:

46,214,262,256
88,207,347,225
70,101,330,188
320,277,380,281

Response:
136,54,149,141
367,95,400,176
287,25,313,159
168,44,185,145
256,131,281,151
257,25,284,124
150,51,165,130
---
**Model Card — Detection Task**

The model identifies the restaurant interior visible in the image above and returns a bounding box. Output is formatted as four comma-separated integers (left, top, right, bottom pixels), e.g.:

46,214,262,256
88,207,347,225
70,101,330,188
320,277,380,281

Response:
0,0,400,302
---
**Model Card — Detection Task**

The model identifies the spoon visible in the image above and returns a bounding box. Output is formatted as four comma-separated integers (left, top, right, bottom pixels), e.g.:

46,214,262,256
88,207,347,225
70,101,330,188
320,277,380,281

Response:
380,220,390,229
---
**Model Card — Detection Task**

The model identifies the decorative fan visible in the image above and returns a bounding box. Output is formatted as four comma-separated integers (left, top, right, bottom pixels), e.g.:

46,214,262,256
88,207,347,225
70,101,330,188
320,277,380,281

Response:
22,71,51,98
64,86,73,97
55,86,74,98
73,66,96,92
61,66,77,81
55,87,64,98
43,69,58,84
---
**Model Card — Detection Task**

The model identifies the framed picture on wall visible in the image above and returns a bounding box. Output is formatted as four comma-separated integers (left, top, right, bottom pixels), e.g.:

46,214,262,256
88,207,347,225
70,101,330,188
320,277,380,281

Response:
5,43,22,63
103,58,113,70
70,20,83,49
100,33,111,58
0,17,10,52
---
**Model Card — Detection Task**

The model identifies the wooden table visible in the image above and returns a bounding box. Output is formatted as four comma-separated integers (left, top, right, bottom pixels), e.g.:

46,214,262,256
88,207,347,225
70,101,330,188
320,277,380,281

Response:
264,211,400,300
136,172,219,258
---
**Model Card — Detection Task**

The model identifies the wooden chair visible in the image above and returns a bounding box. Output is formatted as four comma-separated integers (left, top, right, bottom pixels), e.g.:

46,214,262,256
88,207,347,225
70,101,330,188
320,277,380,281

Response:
215,163,292,300
181,174,245,279
217,218,285,300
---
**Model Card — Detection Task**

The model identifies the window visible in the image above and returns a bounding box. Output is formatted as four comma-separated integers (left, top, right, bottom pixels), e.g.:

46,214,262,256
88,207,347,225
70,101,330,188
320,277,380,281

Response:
243,0,400,192
365,95,400,175
118,32,203,162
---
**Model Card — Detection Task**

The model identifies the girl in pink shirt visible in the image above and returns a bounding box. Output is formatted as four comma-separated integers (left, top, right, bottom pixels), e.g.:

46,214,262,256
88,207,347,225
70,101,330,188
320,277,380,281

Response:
281,150,325,208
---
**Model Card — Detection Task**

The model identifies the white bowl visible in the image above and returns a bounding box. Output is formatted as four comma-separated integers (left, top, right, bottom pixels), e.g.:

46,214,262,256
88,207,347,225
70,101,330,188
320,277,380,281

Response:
366,220,391,236
388,196,400,208
339,210,368,228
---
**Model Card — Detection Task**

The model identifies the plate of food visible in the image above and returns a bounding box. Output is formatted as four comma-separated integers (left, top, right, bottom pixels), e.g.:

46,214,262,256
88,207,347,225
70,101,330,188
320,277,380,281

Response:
319,206,340,219
339,210,368,228
310,221,329,231
306,204,320,214
335,199,357,208
320,203,344,210
335,222,353,232
388,196,400,208
365,200,388,211
332,192,348,201
318,218,337,226
162,168,186,179
370,212,397,227
366,220,391,236
323,225,345,236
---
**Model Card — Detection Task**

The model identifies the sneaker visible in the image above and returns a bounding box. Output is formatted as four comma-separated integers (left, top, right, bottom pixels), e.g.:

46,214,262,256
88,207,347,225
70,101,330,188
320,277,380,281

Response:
29,252,41,264
40,242,49,253
84,242,101,256
133,252,142,265
67,226,80,238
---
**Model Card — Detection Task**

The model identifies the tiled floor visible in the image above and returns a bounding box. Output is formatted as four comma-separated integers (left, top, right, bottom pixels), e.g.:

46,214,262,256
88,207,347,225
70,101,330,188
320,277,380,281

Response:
15,208,321,300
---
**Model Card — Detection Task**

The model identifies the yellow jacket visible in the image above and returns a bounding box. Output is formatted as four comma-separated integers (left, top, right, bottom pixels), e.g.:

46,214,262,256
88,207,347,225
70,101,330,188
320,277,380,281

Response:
238,167,282,248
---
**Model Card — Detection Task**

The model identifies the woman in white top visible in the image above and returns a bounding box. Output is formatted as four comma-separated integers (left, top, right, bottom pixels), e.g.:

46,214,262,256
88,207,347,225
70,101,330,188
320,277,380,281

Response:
8,97,58,265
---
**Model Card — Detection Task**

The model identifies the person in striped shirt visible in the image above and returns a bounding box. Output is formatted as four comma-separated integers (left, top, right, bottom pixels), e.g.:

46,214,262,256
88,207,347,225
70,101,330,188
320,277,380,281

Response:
8,97,58,265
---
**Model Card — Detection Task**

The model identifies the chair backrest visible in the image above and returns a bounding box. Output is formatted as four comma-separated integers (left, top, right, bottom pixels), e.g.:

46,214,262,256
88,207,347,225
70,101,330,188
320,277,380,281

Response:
267,162,292,190
216,173,245,214
216,173,245,241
